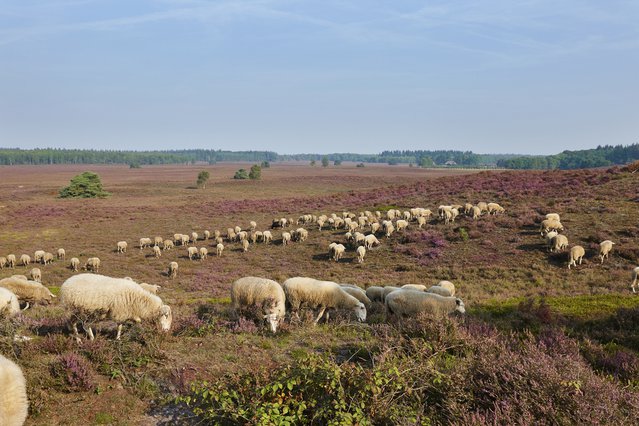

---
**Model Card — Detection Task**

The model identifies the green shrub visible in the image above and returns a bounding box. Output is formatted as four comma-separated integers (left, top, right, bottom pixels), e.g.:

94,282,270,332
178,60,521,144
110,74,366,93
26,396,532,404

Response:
249,164,261,180
234,169,249,179
59,171,110,198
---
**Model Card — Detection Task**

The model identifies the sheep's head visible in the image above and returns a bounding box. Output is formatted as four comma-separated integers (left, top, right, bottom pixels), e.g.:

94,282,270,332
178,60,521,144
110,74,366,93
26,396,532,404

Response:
354,303,367,322
455,298,466,314
261,298,281,333
158,305,172,332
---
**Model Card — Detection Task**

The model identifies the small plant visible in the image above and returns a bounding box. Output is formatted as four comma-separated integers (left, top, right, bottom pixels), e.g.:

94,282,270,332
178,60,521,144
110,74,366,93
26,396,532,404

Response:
196,170,210,189
59,171,110,198
356,163,365,168
249,164,262,180
333,159,342,166
321,156,329,167
310,159,316,166
261,161,270,168
51,352,95,391
233,168,249,179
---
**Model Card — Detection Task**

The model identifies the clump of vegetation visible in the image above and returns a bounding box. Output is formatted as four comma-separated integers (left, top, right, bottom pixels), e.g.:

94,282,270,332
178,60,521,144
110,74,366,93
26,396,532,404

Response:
51,352,95,391
356,162,365,168
249,164,262,180
261,161,270,168
196,170,210,189
321,156,329,167
59,171,110,198
234,169,249,179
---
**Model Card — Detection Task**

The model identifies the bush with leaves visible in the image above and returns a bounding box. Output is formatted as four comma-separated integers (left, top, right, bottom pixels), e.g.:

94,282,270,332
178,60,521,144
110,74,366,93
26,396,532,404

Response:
249,164,262,180
197,170,210,188
234,169,249,180
59,171,110,198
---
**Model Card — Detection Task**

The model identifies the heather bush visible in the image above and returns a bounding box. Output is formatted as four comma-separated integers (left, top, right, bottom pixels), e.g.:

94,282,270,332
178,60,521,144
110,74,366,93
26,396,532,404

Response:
51,352,96,391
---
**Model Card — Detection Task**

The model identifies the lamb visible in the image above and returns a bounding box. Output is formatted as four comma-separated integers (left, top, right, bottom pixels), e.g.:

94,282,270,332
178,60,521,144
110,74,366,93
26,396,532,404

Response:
365,286,385,303
19,254,30,266
487,202,505,215
281,232,291,246
0,277,56,305
262,231,273,244
333,244,345,262
117,241,128,253
34,250,45,263
599,240,615,263
356,246,366,263
60,273,172,341
168,261,178,278
139,237,152,249
437,280,456,297
0,354,29,426
29,268,42,283
550,234,569,252
386,290,466,317
426,285,453,297
70,257,80,272
163,239,174,250
364,234,380,249
339,285,372,308
7,254,16,268
216,243,224,257
568,245,585,269
631,267,639,293
230,277,286,333
152,245,162,258
282,277,366,324
242,239,249,252
396,219,409,232
187,246,198,260
0,287,21,318
84,257,100,272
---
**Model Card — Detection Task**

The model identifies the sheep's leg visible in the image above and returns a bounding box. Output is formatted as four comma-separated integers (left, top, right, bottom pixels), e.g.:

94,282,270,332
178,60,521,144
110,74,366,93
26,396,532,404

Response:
71,321,82,343
313,307,326,324
87,326,95,340
116,324,123,340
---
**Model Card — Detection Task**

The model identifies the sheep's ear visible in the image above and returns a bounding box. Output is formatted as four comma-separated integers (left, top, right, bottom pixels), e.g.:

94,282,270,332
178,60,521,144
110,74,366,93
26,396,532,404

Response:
161,305,171,316
456,299,462,306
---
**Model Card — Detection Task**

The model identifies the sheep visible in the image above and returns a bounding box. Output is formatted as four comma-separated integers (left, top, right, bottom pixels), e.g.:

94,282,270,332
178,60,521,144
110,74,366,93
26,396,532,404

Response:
396,219,409,232
117,241,128,253
55,248,65,260
191,232,199,243
293,228,309,242
249,221,257,231
550,234,569,253
29,268,41,283
234,226,242,234
0,287,21,318
416,216,427,228
236,231,248,242
339,285,372,308
356,246,366,263
6,254,16,268
168,261,178,278
214,230,221,239
153,245,162,258
242,239,250,252
631,266,639,293
539,219,564,235
568,245,585,269
199,247,208,260
282,277,366,324
281,232,291,246
139,237,152,249
437,280,456,297
385,224,395,238
180,234,190,246
599,240,615,263
426,285,453,297
544,230,559,251
230,277,286,333
203,230,211,240
0,277,56,305
317,219,325,231
365,286,385,303
187,246,198,260
386,290,466,317
477,202,488,213
42,252,54,265
262,231,273,244
251,231,261,244
69,257,80,272
163,239,174,250
10,275,27,281
333,244,345,262
471,205,482,220
353,232,366,247
382,286,400,301
154,236,163,247
18,254,30,266
363,234,380,250
215,236,224,245
139,283,161,294
402,284,427,291
487,202,505,215
84,257,100,272
0,257,6,269
216,243,224,257
545,213,561,222
34,250,45,263
173,233,183,245
60,273,172,342
0,354,29,426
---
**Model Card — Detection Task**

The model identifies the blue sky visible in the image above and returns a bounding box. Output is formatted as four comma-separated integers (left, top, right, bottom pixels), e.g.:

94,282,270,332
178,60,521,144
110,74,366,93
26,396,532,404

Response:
1,0,637,155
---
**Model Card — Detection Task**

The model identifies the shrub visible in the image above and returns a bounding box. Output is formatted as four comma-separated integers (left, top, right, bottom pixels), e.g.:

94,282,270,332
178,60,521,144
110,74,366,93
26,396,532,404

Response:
196,170,210,188
234,169,249,179
59,171,110,198
249,164,262,180
51,352,95,391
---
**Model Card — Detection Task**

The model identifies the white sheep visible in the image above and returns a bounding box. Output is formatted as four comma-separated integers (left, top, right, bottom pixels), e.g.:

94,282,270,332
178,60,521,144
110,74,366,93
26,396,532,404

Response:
631,266,639,293
281,232,291,246
545,213,561,222
19,254,30,267
0,277,56,305
599,240,615,263
70,257,80,272
382,286,400,301
154,236,163,247
364,234,380,249
249,221,257,231
199,247,208,260
437,280,456,297
365,286,385,302
550,235,569,252
216,243,224,257
416,216,427,228
426,285,453,297
173,233,183,245
180,234,190,246
117,241,128,253
402,284,427,291
55,248,65,260
187,246,198,261
139,283,161,294
0,287,21,318
333,244,345,262
6,254,16,268
230,277,286,333
237,231,248,242
385,223,395,238
0,354,29,426
234,226,242,234
153,245,162,258
42,252,54,265
262,231,273,244
139,237,152,249
60,274,172,342
544,230,559,251
33,250,45,263
242,239,250,252
293,228,309,242
168,261,178,278
84,257,100,273
477,201,488,213
203,230,211,240
487,202,505,215
568,245,585,269
163,239,174,250
396,219,409,232
282,277,366,324
471,205,481,220
339,284,372,308
386,290,466,317
353,232,365,247
191,232,199,243
539,219,564,235
29,268,41,283
356,246,366,263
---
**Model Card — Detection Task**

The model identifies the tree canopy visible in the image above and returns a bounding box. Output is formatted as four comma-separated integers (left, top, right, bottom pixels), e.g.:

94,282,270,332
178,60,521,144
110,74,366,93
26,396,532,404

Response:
59,172,110,198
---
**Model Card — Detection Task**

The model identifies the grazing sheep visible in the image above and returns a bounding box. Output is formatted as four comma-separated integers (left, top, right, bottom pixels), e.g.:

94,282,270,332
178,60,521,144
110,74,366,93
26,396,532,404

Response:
262,231,273,244
187,246,198,260
173,234,183,245
386,290,466,317
539,219,564,235
29,268,41,283
282,277,366,324
487,202,505,215
568,245,585,269
215,236,224,245
69,257,80,272
426,285,453,297
0,287,21,318
293,228,309,242
471,205,482,220
545,213,561,222
437,280,456,297
234,226,242,234
0,257,6,269
214,230,221,239
249,221,257,231
34,250,45,263
191,232,199,243
544,230,559,251
385,224,395,238
230,277,286,333
631,267,639,293
163,239,174,250
370,222,381,234
42,252,54,265
0,354,29,426
416,216,427,228
10,275,27,281
382,286,400,301
281,232,291,246
139,237,152,249
236,231,248,242
599,240,615,263
203,230,210,240
353,232,366,247
60,274,172,342
117,241,128,253
0,277,55,305
477,202,488,213
19,254,31,266
180,234,190,246
365,286,385,303
84,257,100,273
168,261,178,278
153,245,162,258
242,239,249,252
339,285,372,308
356,246,366,263
153,236,163,247
364,234,380,249
216,243,224,257
396,219,409,232
402,284,427,291
7,254,16,268
199,247,208,260
139,283,161,294
550,235,569,253
333,244,345,262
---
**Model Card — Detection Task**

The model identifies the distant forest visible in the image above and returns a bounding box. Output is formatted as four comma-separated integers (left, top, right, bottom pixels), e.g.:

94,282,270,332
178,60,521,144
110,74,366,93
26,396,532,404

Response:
0,144,637,169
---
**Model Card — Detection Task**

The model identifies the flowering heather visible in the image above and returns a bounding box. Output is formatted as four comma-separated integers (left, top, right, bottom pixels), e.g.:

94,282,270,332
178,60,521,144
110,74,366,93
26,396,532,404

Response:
396,229,448,265
51,352,95,391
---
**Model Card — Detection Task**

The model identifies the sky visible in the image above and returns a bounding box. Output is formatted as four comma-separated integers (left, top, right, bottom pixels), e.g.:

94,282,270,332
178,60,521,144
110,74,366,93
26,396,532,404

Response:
0,0,638,155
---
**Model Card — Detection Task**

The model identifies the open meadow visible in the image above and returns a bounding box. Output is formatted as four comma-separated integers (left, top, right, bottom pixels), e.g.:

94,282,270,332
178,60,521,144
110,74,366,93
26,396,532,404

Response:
1,162,639,425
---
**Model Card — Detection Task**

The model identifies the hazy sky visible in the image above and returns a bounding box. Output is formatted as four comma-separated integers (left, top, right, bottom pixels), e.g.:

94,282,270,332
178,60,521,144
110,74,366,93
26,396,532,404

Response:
1,1,638,155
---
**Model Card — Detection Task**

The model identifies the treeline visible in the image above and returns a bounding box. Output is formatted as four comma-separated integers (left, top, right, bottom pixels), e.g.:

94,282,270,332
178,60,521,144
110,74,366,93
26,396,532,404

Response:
497,144,639,170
